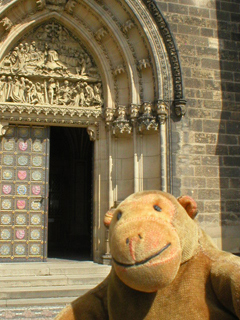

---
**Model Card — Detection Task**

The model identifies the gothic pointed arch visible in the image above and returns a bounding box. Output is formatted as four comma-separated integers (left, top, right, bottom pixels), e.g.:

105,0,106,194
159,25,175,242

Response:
142,0,186,116
0,0,186,132
0,0,188,263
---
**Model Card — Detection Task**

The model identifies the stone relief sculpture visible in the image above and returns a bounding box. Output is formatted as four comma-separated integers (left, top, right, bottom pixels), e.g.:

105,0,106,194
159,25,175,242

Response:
36,0,46,11
0,75,103,106
0,21,103,107
122,20,134,34
0,17,13,32
138,59,150,70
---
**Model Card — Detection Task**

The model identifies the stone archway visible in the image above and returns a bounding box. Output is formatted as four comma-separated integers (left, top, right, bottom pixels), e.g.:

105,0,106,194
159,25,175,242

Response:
0,0,186,263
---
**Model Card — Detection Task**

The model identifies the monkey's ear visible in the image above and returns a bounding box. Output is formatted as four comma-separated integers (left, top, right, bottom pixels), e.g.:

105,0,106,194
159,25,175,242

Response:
103,208,115,229
177,196,198,219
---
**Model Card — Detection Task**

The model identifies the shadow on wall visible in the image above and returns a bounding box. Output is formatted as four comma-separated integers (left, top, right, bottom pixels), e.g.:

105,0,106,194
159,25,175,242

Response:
216,0,240,253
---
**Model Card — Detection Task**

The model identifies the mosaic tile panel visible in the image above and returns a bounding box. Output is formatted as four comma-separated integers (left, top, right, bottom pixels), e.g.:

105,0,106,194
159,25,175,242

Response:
0,125,49,261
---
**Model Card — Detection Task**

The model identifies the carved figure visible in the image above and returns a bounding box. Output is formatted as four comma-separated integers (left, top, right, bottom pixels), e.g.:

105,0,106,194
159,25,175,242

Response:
10,46,26,74
84,82,94,105
93,83,103,105
157,101,168,124
42,44,68,75
36,0,46,11
10,76,25,102
47,78,56,105
130,104,139,119
57,25,68,42
78,54,87,75
0,76,7,102
142,102,152,116
58,80,71,105
105,108,114,123
65,0,76,15
71,82,81,106
29,41,41,62
56,191,240,320
138,59,150,70
116,105,127,120
34,82,44,104
0,17,13,32
87,126,96,141
10,77,21,102
78,83,85,106
25,78,38,104
6,76,12,101
138,103,158,132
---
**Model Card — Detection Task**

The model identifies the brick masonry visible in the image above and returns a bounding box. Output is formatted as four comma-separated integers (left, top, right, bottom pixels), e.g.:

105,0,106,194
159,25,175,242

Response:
156,0,240,253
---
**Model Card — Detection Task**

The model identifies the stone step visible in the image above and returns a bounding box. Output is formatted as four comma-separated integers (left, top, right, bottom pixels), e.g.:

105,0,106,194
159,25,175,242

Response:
0,261,111,277
0,285,95,300
0,274,108,288
0,260,111,309
0,297,77,307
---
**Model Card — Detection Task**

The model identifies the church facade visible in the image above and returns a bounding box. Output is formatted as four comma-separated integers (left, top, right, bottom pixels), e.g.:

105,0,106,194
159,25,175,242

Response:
0,0,239,263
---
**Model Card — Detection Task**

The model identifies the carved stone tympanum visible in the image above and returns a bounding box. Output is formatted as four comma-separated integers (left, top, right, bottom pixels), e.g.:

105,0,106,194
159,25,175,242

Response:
0,21,103,109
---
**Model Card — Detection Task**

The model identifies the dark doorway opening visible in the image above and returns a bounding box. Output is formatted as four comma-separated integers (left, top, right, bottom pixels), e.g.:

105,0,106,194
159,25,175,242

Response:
48,127,93,260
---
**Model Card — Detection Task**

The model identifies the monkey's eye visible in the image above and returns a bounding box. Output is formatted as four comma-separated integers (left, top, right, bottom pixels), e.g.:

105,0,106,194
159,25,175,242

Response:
117,211,122,220
153,205,162,212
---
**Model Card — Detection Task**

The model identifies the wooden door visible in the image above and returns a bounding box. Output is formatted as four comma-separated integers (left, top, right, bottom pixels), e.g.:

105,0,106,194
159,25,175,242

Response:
0,125,49,262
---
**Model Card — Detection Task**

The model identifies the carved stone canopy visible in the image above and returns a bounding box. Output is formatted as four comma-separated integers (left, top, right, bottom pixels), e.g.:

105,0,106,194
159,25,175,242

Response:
106,102,168,136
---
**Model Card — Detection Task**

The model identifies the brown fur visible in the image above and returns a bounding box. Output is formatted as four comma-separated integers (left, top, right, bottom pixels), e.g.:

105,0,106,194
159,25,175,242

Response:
56,191,240,320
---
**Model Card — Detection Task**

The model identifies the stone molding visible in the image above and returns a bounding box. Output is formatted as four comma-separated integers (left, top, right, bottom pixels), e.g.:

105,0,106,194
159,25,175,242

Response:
0,103,102,118
0,107,99,136
105,101,169,136
122,19,134,34
95,27,108,42
142,0,187,117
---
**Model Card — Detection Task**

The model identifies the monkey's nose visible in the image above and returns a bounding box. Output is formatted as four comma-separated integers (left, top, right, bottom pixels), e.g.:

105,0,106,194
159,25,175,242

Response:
126,234,143,245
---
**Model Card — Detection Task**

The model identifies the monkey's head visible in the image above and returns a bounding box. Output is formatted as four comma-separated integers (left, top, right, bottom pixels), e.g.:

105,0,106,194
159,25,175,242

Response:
104,191,199,292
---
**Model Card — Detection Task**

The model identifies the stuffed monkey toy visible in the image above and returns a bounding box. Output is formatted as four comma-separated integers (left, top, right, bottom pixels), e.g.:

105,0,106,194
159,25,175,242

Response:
56,190,240,320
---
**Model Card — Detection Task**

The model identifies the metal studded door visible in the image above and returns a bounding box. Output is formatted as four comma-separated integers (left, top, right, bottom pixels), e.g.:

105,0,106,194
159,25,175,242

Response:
0,125,49,262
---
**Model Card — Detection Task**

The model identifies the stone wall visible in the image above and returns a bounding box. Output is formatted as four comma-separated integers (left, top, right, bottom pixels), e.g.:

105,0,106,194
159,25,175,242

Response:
156,0,240,253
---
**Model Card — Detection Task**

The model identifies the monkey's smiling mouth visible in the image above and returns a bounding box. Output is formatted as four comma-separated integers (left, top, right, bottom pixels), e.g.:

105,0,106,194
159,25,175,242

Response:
113,242,171,268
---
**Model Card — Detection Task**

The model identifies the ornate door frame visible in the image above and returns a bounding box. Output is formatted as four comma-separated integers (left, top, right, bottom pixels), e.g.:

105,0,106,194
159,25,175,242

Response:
0,0,186,262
